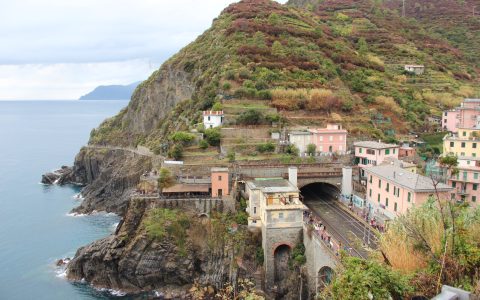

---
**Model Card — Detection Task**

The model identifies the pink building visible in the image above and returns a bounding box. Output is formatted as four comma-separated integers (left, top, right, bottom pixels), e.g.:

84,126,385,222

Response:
447,157,479,207
365,165,452,220
288,124,347,156
399,144,416,159
442,99,480,132
211,167,229,198
354,141,399,175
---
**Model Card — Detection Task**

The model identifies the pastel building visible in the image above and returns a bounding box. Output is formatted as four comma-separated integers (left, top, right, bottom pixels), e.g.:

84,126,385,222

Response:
447,157,479,207
399,144,416,159
354,141,399,177
443,128,480,157
288,124,347,156
365,165,452,220
203,111,224,128
211,167,229,197
442,99,480,133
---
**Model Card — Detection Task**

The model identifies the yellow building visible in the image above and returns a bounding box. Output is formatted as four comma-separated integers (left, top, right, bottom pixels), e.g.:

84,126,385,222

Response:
443,128,480,157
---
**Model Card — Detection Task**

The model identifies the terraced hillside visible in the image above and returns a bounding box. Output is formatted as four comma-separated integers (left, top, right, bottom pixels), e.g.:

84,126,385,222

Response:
89,0,479,155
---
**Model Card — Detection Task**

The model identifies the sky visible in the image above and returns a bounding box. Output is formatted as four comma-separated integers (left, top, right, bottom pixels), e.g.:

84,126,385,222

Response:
0,0,286,100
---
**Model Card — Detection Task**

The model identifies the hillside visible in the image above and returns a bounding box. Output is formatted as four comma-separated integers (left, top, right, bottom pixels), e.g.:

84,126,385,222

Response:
89,0,479,154
79,82,141,100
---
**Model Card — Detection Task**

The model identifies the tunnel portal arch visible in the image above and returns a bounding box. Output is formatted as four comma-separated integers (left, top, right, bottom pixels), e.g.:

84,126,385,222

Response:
318,266,335,286
300,182,341,203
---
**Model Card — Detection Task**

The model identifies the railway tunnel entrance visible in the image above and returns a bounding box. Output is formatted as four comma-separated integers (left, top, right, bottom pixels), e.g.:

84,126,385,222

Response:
300,182,340,203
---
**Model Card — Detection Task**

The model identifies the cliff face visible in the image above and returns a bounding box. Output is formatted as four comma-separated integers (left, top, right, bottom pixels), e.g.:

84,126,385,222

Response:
71,148,152,215
67,200,252,295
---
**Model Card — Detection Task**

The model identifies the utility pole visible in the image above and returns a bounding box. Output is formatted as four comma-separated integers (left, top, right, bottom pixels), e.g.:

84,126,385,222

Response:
402,0,406,18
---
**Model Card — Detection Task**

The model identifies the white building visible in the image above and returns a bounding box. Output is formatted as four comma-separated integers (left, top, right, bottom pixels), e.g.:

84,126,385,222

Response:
404,65,425,75
203,111,224,128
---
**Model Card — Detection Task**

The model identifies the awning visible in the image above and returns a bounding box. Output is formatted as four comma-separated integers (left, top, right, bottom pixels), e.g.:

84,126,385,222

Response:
162,184,210,194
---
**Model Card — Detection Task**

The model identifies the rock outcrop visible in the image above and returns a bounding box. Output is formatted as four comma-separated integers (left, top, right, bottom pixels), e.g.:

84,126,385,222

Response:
66,199,240,295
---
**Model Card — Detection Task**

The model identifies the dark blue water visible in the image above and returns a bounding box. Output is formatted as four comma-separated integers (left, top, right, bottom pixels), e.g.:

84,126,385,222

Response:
0,100,129,300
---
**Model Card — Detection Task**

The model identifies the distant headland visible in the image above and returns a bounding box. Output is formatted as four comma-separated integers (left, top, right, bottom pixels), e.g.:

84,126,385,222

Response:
79,82,141,100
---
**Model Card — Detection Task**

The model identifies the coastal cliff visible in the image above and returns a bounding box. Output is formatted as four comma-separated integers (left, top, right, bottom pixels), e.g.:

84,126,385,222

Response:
67,199,261,296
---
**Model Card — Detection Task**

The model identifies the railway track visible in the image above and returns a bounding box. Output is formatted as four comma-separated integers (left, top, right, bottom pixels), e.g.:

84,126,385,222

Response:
302,186,378,259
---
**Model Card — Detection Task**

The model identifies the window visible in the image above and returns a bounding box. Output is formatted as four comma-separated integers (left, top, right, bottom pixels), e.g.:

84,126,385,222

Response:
461,152,465,156
359,148,363,153
378,179,382,188
208,116,211,121
461,142,466,148
394,202,397,212
450,142,454,147
385,149,390,155
463,172,467,181
279,212,284,219
369,175,372,183
473,196,477,203
320,136,323,142
452,182,457,188
369,189,372,197
385,198,389,207
386,183,390,192
473,143,477,149
218,176,222,181
473,153,477,157
393,148,396,154
474,173,479,180
253,207,256,214
377,194,380,203
407,192,411,202
463,131,467,137
473,184,478,191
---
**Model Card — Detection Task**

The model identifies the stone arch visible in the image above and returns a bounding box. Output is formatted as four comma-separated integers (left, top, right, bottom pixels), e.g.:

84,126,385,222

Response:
274,244,291,283
317,266,335,287
297,177,342,189
198,213,209,218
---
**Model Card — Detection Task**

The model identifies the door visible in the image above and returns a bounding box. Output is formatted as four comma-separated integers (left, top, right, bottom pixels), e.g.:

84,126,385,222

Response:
218,189,222,197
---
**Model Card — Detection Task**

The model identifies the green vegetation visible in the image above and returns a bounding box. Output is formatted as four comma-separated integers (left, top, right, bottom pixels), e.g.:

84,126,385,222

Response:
169,131,196,146
256,142,275,153
306,143,316,156
144,208,190,256
157,168,175,191
321,256,412,300
168,144,184,160
204,128,221,146
237,109,265,125
199,139,209,150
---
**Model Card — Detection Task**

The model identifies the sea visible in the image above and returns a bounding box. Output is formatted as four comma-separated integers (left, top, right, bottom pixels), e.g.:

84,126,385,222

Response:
0,100,132,300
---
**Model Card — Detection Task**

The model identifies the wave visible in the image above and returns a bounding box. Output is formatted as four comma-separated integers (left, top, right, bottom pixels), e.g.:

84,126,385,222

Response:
66,211,119,218
96,287,127,297
73,193,84,200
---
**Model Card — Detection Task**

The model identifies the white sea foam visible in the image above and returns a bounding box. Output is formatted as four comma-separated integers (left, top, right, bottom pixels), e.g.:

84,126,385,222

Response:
73,193,84,200
66,212,88,217
111,222,119,232
96,287,127,297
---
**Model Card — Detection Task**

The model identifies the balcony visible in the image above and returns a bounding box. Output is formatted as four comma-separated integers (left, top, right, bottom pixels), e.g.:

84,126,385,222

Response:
457,188,469,196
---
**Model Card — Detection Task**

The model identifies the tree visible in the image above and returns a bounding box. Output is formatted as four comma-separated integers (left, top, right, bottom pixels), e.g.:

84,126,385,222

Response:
204,128,221,146
268,13,281,26
157,168,175,191
253,31,266,48
256,142,276,153
307,143,316,156
272,41,286,58
237,109,264,125
285,144,299,157
168,144,184,160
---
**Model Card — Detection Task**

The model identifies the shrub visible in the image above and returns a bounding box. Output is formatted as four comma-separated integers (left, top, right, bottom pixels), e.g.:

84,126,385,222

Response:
170,131,196,146
285,144,299,156
169,144,184,160
256,142,276,153
307,143,316,156
227,150,236,162
222,82,232,90
199,139,209,150
237,109,264,125
225,70,236,80
256,89,272,100
157,168,175,191
212,102,223,111
204,128,221,146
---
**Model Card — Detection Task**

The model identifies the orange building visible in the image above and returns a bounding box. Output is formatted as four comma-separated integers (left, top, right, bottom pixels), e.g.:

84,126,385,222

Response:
211,167,229,198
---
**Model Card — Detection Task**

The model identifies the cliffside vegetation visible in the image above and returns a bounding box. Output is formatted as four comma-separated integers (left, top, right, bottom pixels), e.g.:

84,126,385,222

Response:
87,0,479,152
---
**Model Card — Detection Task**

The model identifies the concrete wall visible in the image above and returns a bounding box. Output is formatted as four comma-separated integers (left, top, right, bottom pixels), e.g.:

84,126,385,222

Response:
303,224,338,296
131,196,224,215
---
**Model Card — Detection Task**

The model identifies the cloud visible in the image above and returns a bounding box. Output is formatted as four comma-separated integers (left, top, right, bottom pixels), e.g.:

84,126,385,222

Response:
0,60,153,100
0,0,287,99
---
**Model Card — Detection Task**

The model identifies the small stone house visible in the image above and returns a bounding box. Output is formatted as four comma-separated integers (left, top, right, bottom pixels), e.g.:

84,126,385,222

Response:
404,64,425,75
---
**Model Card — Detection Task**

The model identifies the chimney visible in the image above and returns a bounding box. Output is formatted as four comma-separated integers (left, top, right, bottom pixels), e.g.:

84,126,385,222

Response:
288,167,298,188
